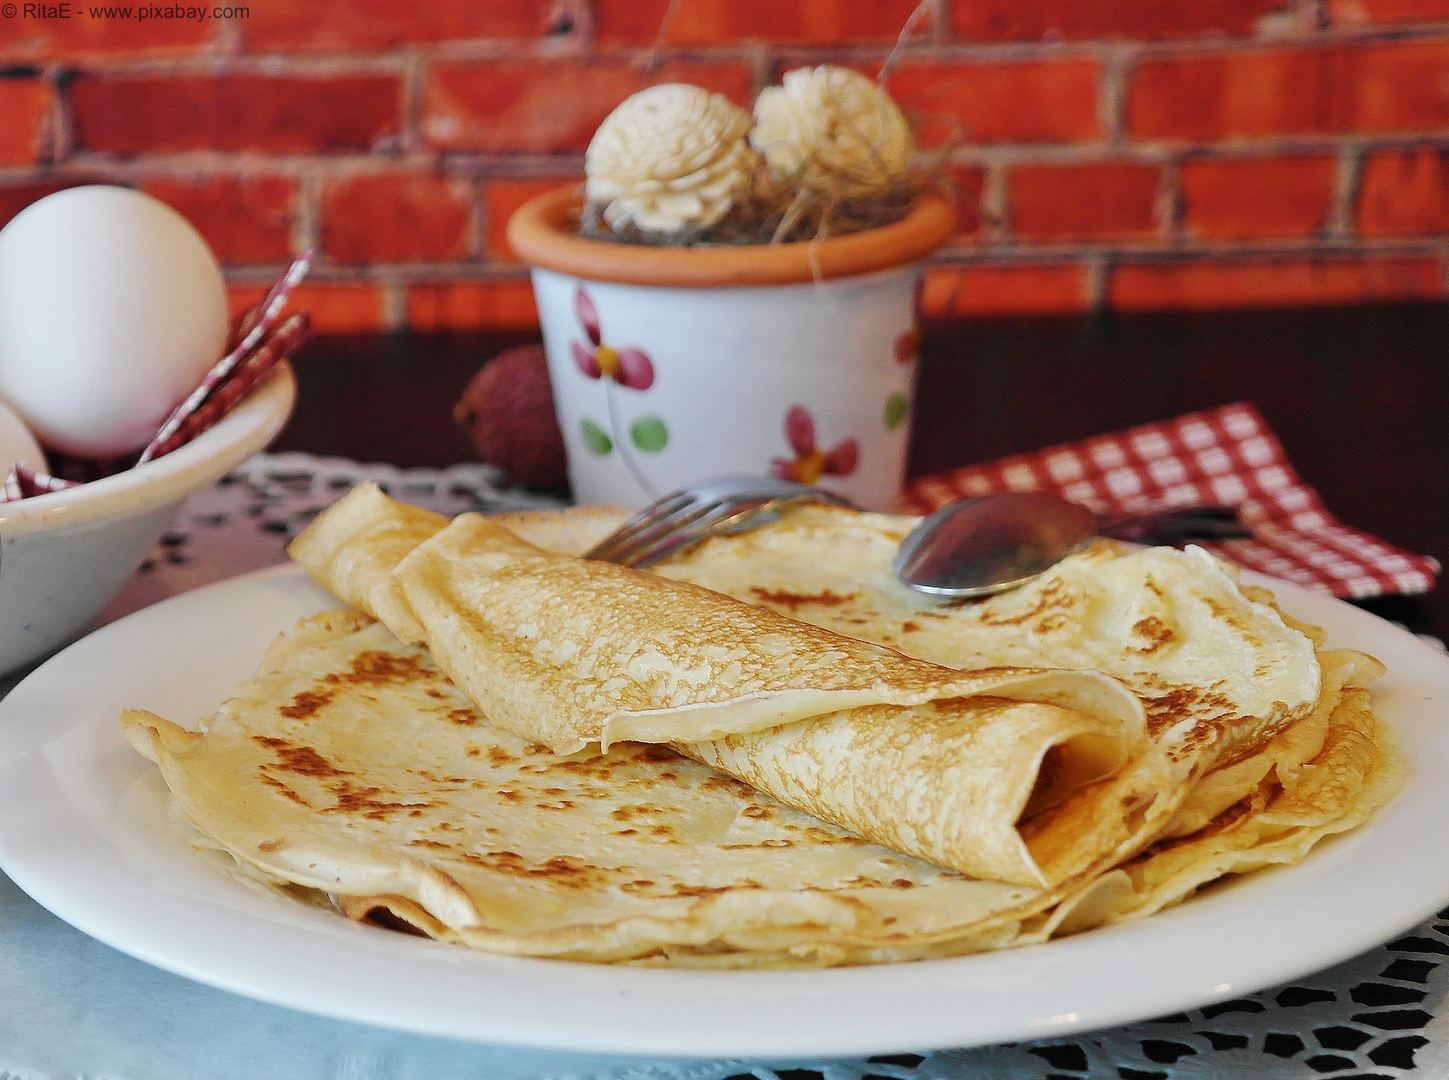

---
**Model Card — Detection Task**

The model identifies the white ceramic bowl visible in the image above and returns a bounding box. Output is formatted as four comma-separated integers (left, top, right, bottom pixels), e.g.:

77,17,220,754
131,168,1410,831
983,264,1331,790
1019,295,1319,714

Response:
0,364,295,677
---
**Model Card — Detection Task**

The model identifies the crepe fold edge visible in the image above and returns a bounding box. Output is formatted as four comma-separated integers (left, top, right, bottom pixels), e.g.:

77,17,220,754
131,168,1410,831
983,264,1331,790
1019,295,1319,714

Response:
288,483,1152,887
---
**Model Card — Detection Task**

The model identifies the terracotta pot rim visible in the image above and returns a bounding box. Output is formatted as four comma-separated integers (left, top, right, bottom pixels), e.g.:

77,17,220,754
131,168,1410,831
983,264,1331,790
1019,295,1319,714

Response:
506,185,955,288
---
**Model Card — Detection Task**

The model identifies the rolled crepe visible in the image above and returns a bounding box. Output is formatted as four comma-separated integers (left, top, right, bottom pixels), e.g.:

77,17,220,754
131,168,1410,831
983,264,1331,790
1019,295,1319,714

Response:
491,502,1333,843
290,484,1156,887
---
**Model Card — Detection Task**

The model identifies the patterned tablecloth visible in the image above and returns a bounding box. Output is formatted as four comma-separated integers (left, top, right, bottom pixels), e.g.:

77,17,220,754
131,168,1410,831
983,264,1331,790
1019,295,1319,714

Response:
2,453,1446,1080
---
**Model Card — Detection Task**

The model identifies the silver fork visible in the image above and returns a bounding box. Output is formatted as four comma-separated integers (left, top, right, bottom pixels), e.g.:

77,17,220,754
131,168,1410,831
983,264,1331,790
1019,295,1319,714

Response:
583,475,854,569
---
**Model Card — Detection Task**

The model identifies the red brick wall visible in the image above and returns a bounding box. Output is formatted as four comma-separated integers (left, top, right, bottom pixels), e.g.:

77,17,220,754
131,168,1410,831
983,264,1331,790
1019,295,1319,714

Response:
5,0,1448,331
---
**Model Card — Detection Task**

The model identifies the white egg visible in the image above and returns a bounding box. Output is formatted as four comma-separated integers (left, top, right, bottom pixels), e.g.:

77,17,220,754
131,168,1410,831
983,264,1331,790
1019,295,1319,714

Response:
0,185,228,458
0,395,45,474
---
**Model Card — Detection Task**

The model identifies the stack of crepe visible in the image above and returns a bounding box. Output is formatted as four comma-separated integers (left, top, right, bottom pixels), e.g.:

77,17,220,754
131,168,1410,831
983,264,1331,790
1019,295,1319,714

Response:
122,484,1401,967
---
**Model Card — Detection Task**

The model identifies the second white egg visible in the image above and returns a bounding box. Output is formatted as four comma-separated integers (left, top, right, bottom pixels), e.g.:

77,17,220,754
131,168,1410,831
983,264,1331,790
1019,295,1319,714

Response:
0,185,229,458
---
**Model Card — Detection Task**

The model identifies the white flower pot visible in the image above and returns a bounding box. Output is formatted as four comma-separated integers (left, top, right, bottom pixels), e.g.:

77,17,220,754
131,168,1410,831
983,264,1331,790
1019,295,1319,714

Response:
510,188,954,511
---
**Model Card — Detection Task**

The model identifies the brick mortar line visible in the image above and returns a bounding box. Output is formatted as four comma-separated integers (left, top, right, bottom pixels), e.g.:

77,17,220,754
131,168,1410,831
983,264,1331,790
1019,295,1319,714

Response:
23,15,1449,71
438,155,586,176
43,134,1449,173
43,42,767,76
214,243,1448,282
34,128,1447,176
1083,252,1108,310
40,136,1449,177
36,153,448,175
931,242,1449,263
0,157,591,183
947,143,1168,167
48,141,1394,182
437,40,757,64
464,175,486,262
399,51,425,154
212,5,243,55
941,135,1449,168
34,22,1449,80
1327,144,1362,238
978,158,1008,242
588,24,1449,60
1098,44,1135,146
48,53,410,78
44,69,73,165
767,26,1449,63
745,42,770,98
1117,132,1449,155
16,154,589,177
926,0,949,45
260,246,1449,278
1159,157,1184,243
293,170,319,254
224,265,534,284
379,279,406,331
294,239,1449,270
58,140,1429,178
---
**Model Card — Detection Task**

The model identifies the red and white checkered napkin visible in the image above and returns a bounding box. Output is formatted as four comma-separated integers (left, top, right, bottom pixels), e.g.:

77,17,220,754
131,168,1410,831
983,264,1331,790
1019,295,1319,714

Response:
900,402,1441,599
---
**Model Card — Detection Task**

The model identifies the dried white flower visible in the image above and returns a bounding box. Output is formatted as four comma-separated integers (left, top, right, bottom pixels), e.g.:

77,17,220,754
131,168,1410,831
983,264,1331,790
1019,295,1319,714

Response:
585,83,758,235
751,65,913,200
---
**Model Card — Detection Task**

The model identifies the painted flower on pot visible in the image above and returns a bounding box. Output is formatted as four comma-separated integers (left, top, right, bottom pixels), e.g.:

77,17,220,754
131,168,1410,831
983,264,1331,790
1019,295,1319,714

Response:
881,327,918,432
570,284,667,497
771,405,859,484
883,391,910,431
571,287,655,389
893,325,919,364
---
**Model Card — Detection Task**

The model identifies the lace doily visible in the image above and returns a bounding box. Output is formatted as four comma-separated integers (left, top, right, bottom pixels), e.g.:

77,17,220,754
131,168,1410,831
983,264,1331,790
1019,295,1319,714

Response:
102,453,565,622
99,454,1449,1079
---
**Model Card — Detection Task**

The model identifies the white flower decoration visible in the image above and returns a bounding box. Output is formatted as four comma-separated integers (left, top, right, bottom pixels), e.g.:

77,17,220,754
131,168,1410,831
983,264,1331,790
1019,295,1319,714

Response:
585,83,758,235
751,65,913,199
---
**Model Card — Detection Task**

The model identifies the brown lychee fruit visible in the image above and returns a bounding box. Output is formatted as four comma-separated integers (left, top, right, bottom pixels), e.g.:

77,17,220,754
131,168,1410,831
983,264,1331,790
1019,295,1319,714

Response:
453,344,567,489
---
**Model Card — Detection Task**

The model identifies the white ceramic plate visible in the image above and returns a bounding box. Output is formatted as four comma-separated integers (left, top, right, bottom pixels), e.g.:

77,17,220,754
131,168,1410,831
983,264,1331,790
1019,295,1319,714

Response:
0,564,1446,1059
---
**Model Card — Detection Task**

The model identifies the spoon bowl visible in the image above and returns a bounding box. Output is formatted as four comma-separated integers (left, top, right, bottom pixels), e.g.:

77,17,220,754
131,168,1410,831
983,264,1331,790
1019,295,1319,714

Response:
893,492,1099,598
892,492,1251,599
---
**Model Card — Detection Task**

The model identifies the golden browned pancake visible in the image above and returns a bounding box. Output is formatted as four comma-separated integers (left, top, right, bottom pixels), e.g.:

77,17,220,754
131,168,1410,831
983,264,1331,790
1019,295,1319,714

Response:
290,485,1182,888
121,612,1136,966
119,487,1400,967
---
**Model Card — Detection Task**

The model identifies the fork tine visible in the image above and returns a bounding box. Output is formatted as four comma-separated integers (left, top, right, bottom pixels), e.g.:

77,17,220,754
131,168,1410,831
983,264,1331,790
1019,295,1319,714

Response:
601,497,735,567
624,497,774,569
631,493,829,567
583,475,852,569
716,493,829,534
586,489,749,566
582,489,695,562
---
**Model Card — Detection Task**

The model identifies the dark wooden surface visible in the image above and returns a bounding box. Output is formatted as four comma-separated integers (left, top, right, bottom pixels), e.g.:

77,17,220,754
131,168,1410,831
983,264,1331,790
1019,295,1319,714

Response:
273,303,1449,635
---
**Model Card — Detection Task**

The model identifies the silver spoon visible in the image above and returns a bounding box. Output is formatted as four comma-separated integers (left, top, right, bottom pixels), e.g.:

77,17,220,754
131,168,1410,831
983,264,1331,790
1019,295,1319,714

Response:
892,492,1251,599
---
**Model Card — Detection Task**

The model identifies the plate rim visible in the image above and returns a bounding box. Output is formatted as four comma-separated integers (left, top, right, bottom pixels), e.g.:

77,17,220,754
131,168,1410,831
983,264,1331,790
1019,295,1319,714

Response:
0,562,1446,1058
